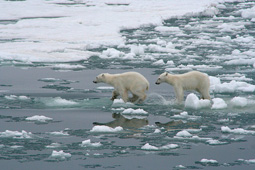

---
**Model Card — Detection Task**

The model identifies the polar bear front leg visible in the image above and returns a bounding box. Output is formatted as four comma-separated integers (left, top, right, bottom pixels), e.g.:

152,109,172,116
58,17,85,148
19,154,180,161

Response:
111,90,119,101
174,86,184,104
120,89,129,103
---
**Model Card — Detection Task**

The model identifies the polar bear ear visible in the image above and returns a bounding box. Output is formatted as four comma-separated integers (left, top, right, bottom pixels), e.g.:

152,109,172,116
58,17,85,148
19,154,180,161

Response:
102,74,105,77
165,72,168,76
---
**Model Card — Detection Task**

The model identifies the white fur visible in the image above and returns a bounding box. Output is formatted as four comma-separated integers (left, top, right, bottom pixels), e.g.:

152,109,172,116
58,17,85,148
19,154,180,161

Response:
156,71,211,103
94,72,149,103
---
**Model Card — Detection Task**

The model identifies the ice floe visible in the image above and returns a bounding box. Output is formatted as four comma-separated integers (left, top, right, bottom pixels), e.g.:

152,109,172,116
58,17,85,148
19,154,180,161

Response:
185,93,211,110
79,139,102,148
230,97,248,107
221,126,255,135
46,143,62,149
4,95,30,100
26,115,53,122
50,150,71,160
90,125,123,133
0,130,32,139
141,143,178,151
38,97,78,107
122,108,148,115
199,158,218,164
211,98,227,109
48,131,69,136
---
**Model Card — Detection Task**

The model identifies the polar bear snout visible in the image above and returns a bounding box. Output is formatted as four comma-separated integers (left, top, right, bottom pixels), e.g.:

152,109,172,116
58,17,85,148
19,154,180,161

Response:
93,80,97,84
155,78,161,85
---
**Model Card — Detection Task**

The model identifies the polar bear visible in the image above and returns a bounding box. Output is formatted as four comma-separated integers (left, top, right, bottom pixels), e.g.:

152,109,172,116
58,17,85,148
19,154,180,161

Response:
155,71,210,103
93,72,149,103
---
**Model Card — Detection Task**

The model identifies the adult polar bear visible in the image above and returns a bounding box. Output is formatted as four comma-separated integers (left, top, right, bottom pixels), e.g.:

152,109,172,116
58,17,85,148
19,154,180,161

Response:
155,71,211,103
93,72,149,103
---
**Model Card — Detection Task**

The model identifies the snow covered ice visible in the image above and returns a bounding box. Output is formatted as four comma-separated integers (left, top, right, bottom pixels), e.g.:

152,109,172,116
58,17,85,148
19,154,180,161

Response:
1,0,255,169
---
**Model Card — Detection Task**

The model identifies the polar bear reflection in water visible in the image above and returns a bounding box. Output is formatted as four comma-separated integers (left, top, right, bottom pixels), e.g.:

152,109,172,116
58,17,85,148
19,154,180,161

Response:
93,72,149,104
93,113,148,129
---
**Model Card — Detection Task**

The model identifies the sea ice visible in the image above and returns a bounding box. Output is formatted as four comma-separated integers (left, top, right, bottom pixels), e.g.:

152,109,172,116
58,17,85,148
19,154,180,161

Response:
241,6,255,19
213,80,255,93
206,139,227,145
26,115,53,122
50,150,71,160
122,108,148,115
221,126,255,135
48,131,69,136
211,98,227,109
152,59,165,65
0,130,32,139
90,125,123,133
39,97,78,107
46,143,62,149
175,130,193,138
185,93,211,110
79,139,102,147
200,158,218,164
230,97,248,107
141,143,178,150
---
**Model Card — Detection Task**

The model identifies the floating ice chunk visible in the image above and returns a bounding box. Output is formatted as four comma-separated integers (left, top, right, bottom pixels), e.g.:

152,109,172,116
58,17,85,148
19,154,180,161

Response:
200,158,218,164
50,150,71,160
5,95,30,100
230,97,248,107
166,60,174,66
221,126,255,135
160,144,179,150
48,131,69,136
213,80,255,93
176,130,193,138
212,98,227,109
152,59,165,65
141,143,158,150
100,48,125,59
241,6,255,19
26,115,53,122
154,129,161,133
40,97,78,107
122,108,148,115
185,93,211,110
52,64,85,70
130,45,145,56
141,143,178,150
238,159,255,164
206,139,227,145
174,165,186,169
90,125,123,133
0,130,32,139
46,143,62,149
80,139,102,147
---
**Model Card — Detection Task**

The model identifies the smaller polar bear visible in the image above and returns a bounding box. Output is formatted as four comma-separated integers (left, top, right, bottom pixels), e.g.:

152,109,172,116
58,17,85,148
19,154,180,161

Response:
93,72,149,103
155,71,211,103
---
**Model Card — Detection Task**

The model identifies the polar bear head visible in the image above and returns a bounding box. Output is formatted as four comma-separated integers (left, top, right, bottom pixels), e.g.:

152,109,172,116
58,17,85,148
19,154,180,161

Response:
93,73,108,84
155,72,169,85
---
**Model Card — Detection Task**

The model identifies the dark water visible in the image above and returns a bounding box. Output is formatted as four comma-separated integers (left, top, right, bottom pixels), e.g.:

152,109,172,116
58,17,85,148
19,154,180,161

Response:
1,1,255,170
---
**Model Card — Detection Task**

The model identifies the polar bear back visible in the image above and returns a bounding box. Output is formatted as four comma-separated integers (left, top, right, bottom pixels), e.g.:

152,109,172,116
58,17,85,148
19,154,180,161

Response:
173,71,209,90
112,72,149,90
